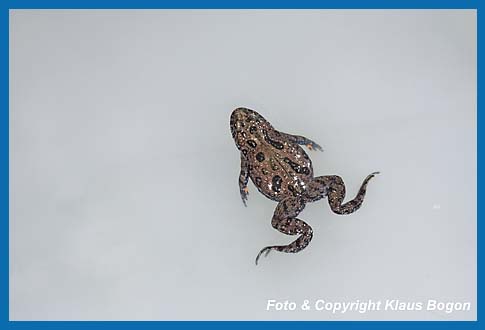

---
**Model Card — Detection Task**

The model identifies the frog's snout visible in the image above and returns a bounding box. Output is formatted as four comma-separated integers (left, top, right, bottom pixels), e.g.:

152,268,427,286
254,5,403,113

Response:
230,108,248,138
231,107,248,123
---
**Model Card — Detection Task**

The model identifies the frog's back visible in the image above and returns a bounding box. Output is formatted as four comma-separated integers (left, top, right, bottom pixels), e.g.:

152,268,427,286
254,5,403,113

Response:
230,107,313,202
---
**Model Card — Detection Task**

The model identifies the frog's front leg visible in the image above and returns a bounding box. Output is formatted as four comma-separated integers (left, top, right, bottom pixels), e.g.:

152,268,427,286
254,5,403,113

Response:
255,197,313,265
305,172,380,214
238,153,250,206
280,133,323,151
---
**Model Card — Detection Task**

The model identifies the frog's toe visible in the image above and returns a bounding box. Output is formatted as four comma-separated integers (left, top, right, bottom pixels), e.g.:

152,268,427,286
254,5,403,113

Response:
255,246,273,265
307,142,323,152
366,171,380,180
240,187,249,206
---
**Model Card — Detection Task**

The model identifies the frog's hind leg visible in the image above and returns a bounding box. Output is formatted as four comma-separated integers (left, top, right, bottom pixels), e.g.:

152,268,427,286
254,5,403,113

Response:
255,197,313,265
306,172,379,215
280,133,323,151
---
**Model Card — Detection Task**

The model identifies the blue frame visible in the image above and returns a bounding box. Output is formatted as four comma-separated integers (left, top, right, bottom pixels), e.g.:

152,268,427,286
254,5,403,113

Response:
3,0,480,328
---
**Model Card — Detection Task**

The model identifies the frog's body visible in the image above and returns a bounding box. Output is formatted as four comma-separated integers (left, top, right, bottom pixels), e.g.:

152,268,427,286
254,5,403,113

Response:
230,107,379,264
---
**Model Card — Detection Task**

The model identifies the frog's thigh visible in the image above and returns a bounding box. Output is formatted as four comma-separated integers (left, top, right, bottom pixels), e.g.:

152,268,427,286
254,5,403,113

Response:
271,198,313,253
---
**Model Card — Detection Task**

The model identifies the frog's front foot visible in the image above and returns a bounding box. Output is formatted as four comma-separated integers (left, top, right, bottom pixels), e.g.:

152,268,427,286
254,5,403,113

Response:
306,141,323,152
240,186,249,207
281,133,323,152
255,246,274,265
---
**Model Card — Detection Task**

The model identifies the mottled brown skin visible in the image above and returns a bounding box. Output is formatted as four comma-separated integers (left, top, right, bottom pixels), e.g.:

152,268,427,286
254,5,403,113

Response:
230,107,379,265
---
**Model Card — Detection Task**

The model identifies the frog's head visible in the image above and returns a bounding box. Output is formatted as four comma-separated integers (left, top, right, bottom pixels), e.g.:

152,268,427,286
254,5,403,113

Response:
230,107,265,150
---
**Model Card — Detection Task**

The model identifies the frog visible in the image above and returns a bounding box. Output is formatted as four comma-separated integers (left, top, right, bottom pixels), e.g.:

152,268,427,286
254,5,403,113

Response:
230,107,379,265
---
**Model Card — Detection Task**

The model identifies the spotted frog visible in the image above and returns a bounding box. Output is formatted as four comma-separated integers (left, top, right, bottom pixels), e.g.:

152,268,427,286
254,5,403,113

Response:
230,107,379,264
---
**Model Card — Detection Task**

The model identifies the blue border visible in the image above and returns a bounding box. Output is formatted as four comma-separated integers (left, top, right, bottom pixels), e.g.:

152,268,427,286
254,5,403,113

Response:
2,0,482,9
4,1,480,329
